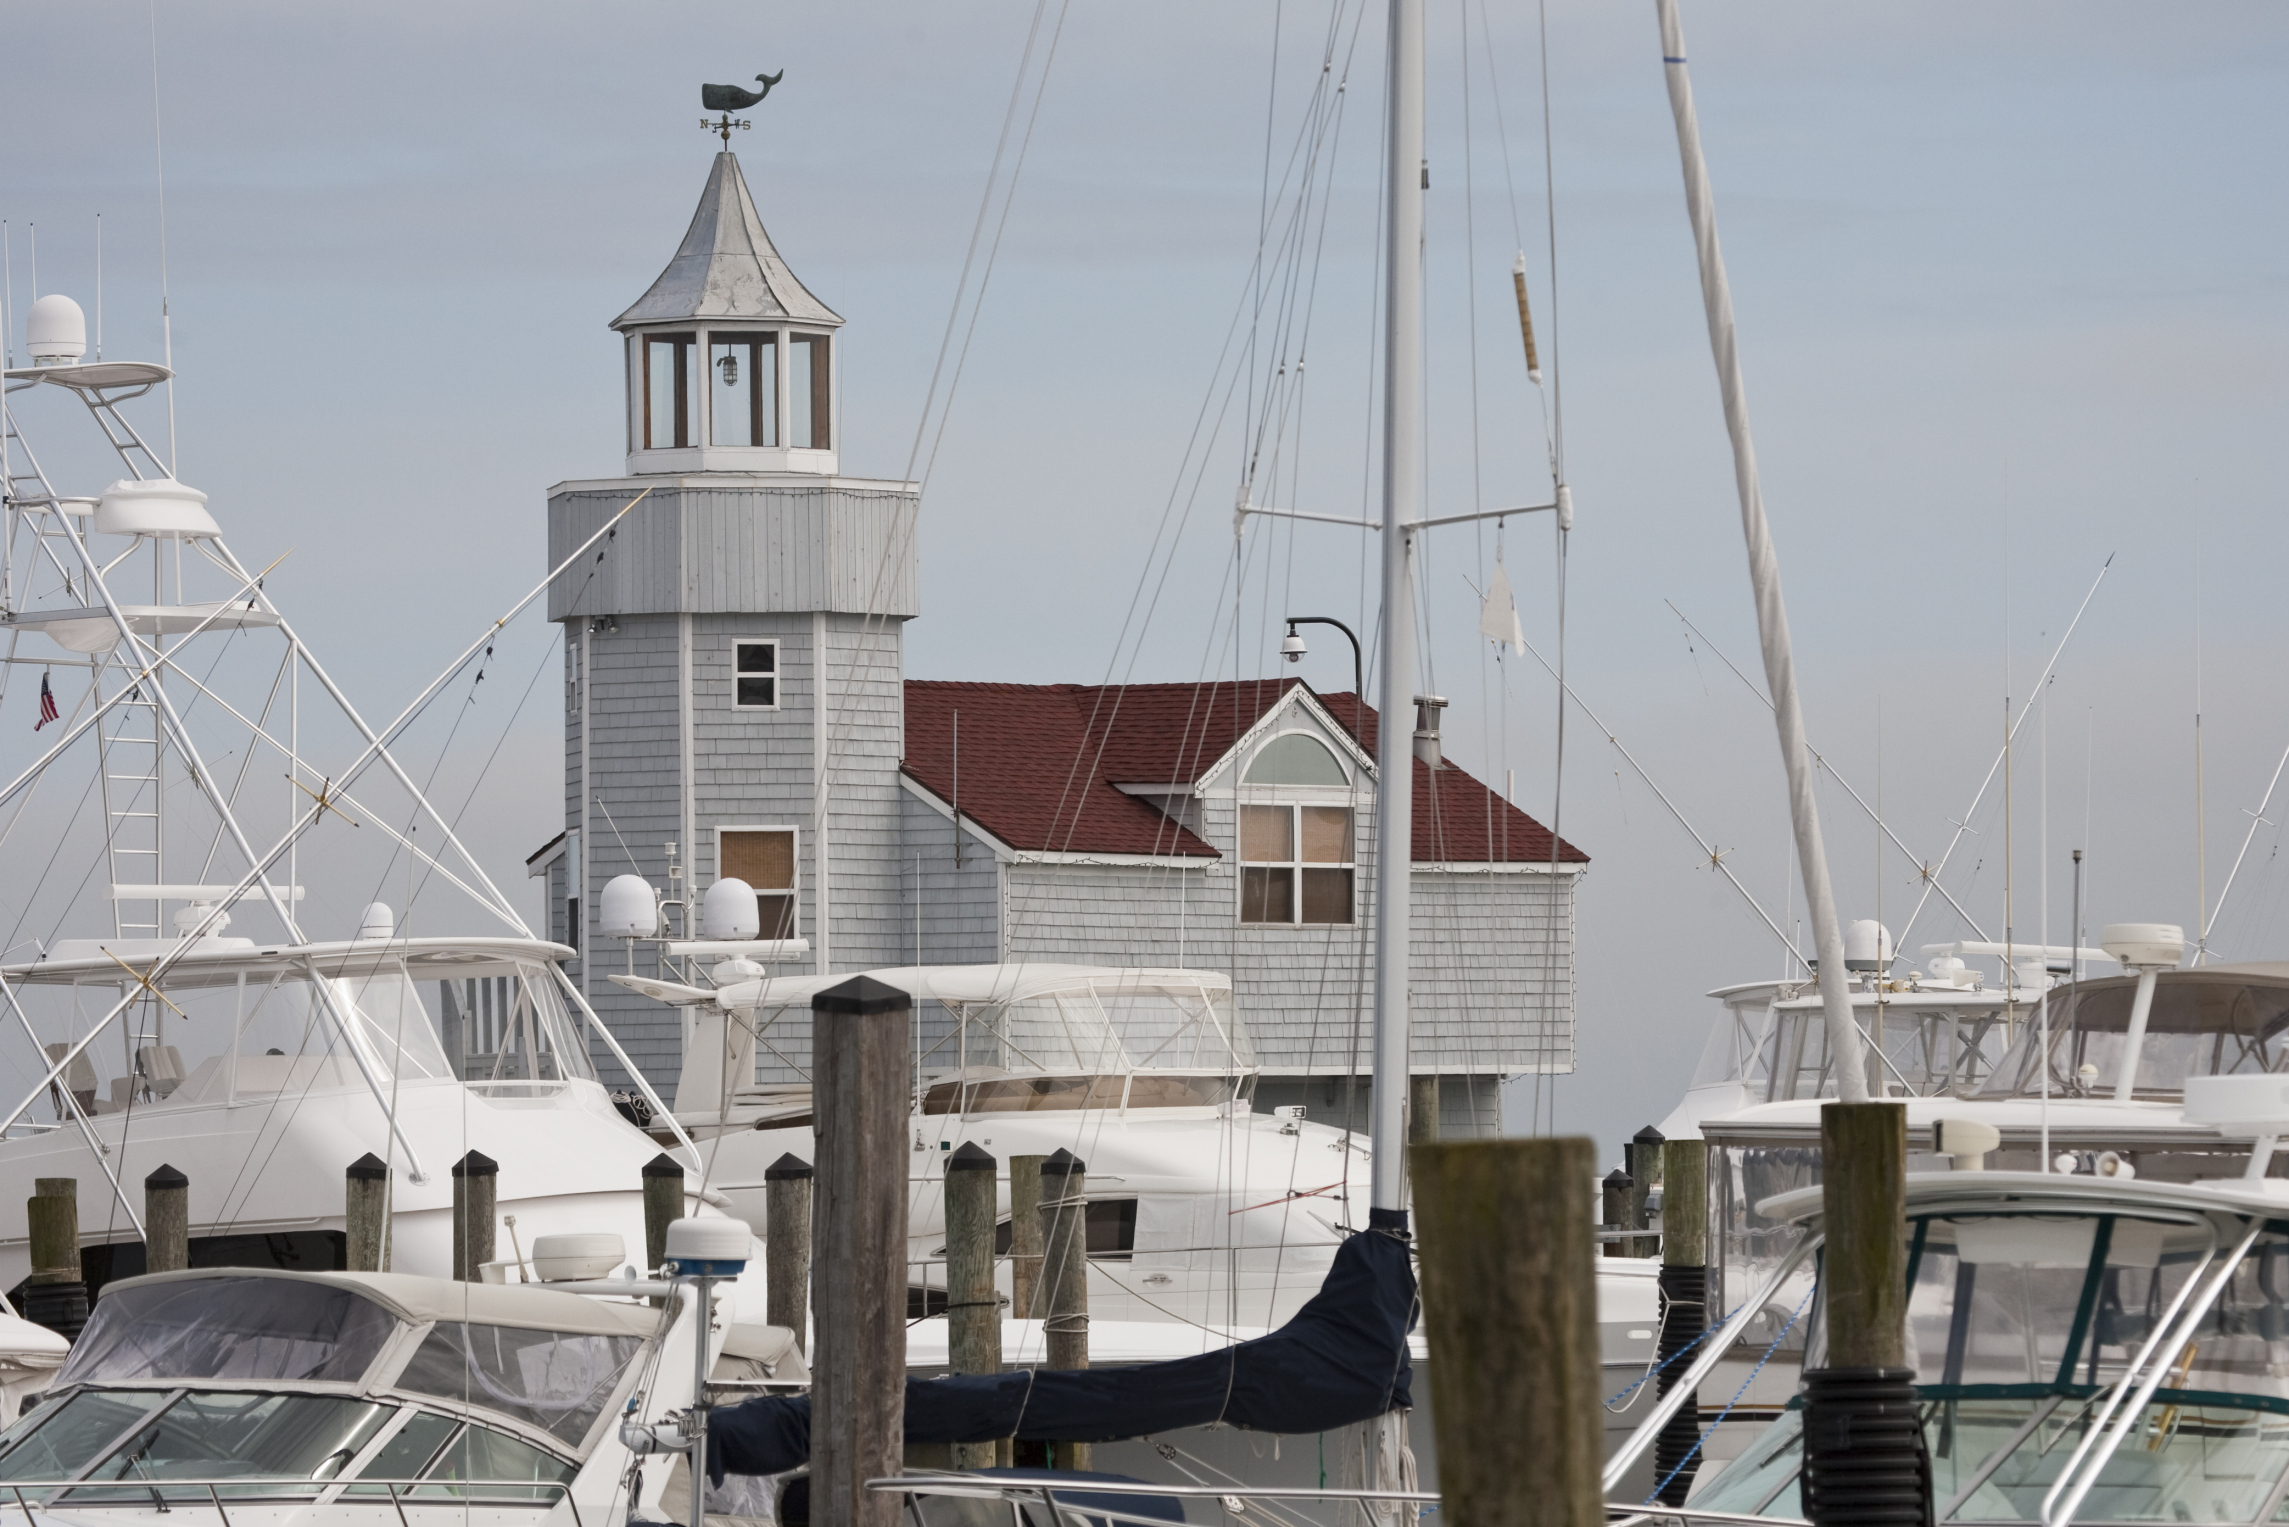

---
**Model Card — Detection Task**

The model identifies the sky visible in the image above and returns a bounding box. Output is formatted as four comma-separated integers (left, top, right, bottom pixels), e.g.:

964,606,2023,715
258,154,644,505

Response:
2,0,2285,1165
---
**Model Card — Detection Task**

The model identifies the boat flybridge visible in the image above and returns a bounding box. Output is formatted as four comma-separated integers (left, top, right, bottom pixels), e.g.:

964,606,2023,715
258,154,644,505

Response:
613,962,1377,1333
1612,1074,2289,1527
0,296,733,1311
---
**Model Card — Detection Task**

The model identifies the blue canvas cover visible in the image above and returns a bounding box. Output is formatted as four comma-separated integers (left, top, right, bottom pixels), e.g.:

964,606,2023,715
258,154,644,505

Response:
709,1211,1415,1481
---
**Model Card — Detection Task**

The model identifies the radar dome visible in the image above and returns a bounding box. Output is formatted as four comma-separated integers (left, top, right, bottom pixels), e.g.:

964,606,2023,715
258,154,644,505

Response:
599,874,658,939
26,295,86,364
702,877,760,940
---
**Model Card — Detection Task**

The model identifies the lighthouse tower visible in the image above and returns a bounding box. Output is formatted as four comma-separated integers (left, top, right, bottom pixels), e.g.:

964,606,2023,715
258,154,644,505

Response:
539,150,920,1086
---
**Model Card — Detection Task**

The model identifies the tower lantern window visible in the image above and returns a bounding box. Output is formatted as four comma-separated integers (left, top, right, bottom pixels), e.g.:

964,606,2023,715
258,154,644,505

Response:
642,332,698,449
790,334,830,450
708,333,777,448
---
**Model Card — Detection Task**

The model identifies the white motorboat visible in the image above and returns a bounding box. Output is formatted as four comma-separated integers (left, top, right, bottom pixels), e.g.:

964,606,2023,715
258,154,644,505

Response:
619,962,1377,1333
1612,1136,2289,1524
0,1231,801,1527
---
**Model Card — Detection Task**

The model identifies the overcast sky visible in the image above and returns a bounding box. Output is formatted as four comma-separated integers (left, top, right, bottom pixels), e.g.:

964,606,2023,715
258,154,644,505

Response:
3,1,2286,1163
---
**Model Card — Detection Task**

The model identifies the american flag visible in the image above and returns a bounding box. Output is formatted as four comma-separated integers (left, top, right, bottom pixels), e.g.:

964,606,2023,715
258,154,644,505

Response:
34,673,57,731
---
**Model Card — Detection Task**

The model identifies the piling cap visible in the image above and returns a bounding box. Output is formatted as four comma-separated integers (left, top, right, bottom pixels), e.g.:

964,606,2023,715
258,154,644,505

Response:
1041,1148,1086,1177
144,1163,187,1191
813,974,911,1016
765,1153,813,1181
1633,1125,1666,1145
642,1152,686,1180
346,1153,390,1182
1604,1168,1632,1188
947,1142,996,1173
452,1150,499,1178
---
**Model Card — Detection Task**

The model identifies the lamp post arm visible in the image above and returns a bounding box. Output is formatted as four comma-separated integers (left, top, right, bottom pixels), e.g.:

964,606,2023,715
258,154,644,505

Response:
1283,615,1364,708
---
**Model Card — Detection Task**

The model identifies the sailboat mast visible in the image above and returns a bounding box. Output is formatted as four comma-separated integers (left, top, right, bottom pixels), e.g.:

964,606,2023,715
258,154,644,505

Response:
1654,0,1868,1100
1371,0,1425,1212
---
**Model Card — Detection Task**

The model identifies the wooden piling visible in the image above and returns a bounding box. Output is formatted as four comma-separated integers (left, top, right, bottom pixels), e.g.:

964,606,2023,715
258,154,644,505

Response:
1601,1168,1632,1259
24,1178,87,1339
1819,1103,1908,1369
1627,1125,1665,1255
1008,1154,1046,1321
1039,1148,1091,1470
345,1154,390,1273
144,1163,189,1274
1802,1101,1921,1527
452,1150,497,1282
1652,1139,1710,1506
1409,1074,1441,1144
1412,1138,1602,1527
810,975,911,1527
765,1154,813,1352
642,1153,685,1275
944,1142,1001,1470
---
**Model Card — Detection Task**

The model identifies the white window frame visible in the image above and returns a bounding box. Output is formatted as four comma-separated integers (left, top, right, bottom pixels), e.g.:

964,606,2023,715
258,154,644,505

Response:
1237,787,1357,928
732,638,781,711
715,824,801,940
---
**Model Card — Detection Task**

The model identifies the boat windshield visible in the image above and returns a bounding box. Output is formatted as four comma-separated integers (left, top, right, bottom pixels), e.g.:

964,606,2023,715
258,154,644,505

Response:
1693,1208,2289,1524
60,1277,399,1387
1976,969,2289,1101
394,1320,645,1444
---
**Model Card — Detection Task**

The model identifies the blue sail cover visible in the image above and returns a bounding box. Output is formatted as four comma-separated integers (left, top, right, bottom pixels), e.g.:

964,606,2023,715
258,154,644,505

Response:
709,1211,1416,1481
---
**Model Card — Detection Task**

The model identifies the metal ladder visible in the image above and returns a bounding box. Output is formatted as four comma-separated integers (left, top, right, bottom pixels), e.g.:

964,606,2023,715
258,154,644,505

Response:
98,681,164,939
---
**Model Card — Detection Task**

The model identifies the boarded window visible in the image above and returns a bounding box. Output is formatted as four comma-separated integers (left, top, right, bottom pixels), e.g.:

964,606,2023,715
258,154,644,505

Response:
721,829,797,940
734,641,777,709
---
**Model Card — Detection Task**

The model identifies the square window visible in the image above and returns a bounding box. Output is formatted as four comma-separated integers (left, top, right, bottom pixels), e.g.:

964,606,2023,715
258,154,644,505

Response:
735,641,777,709
1240,802,1354,926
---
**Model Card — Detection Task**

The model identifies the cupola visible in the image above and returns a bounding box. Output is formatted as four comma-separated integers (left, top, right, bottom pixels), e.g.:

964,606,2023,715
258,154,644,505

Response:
613,151,844,476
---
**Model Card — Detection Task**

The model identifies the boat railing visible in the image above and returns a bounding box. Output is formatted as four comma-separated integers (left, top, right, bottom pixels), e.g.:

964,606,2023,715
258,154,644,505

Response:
870,1473,1436,1527
0,1477,577,1520
870,1475,1807,1527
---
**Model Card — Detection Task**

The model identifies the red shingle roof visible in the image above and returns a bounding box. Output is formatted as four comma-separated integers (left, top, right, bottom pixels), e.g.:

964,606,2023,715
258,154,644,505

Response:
902,680,1587,866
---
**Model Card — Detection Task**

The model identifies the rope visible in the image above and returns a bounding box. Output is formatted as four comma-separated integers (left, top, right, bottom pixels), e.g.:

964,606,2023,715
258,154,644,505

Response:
1605,1311,1714,1412
1645,1285,1815,1504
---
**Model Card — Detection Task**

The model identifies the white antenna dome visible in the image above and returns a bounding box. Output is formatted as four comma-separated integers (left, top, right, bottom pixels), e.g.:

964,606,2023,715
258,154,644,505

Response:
1844,919,1893,972
93,479,219,539
358,902,395,941
26,295,86,364
2100,923,2184,971
702,877,760,940
599,874,659,939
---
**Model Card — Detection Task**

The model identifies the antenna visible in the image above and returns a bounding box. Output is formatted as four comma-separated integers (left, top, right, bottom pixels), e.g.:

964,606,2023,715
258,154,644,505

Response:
2195,521,2207,961
94,213,101,362
150,0,176,474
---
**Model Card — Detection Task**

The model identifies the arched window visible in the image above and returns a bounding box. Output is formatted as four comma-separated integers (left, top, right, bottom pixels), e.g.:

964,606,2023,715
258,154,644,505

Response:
1239,732,1353,926
1244,732,1348,786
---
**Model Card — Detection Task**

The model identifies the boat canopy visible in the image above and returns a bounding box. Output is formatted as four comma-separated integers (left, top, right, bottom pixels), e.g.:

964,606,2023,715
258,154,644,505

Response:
1976,964,2289,1101
52,1270,657,1452
699,964,1252,1095
0,938,597,1135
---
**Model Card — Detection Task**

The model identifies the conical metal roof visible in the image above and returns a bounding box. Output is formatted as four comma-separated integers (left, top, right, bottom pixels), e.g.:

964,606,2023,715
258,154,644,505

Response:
611,152,842,331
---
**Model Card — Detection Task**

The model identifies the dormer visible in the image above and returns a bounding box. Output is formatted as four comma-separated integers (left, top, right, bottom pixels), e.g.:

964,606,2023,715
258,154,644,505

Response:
612,151,844,477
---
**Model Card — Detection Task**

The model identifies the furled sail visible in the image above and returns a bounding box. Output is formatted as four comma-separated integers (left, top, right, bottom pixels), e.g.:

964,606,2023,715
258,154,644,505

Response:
708,1212,1415,1479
